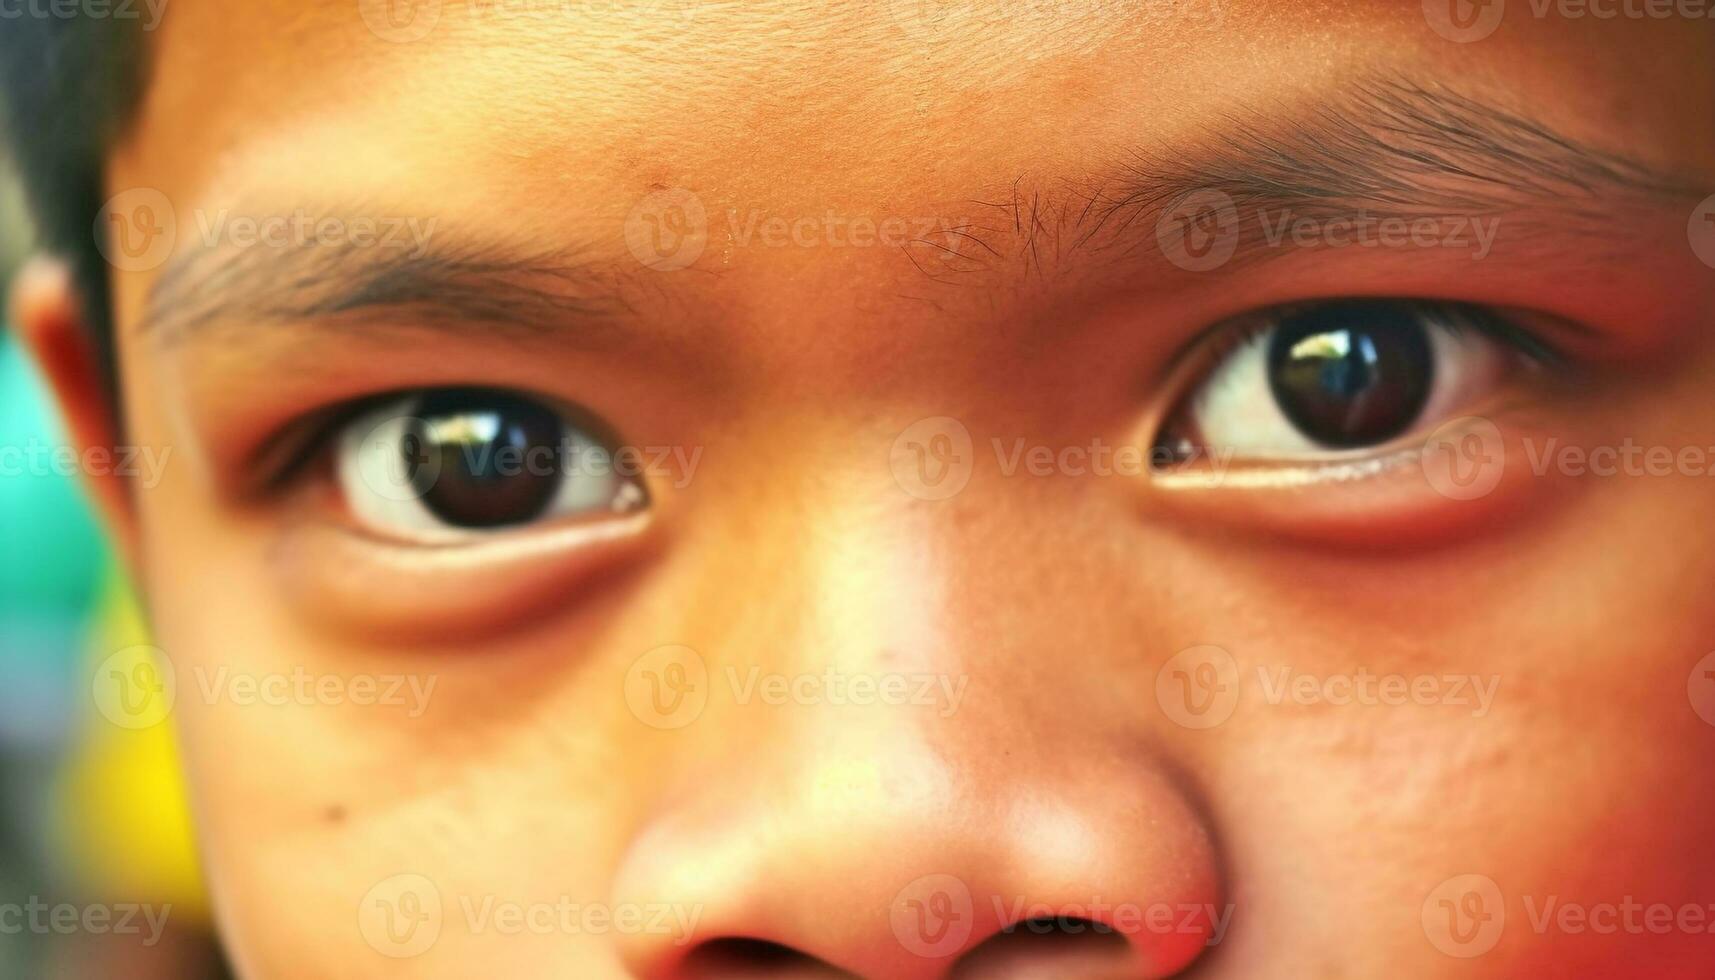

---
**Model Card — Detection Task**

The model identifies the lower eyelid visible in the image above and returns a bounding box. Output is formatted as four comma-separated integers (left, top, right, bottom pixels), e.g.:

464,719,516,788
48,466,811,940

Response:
1139,403,1573,551
270,508,658,644
1151,446,1423,490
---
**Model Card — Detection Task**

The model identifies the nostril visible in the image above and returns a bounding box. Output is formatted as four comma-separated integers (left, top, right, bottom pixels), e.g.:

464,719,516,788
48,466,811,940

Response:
951,919,1134,979
1016,915,1119,936
680,938,857,979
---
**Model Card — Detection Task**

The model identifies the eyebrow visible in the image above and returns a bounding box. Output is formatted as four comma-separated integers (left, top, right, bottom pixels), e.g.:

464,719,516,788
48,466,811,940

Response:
140,76,1702,340
905,76,1702,283
140,232,640,348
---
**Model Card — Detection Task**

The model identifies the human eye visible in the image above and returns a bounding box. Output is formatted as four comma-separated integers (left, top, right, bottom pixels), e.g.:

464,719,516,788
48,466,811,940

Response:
333,386,646,542
1151,298,1555,476
253,384,656,639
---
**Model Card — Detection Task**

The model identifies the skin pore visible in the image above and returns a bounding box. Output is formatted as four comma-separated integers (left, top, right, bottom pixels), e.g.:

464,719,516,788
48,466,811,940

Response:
11,2,1715,977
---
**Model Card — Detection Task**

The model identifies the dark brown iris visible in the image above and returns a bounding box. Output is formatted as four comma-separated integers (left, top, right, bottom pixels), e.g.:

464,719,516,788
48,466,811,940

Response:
1266,301,1434,448
405,388,564,528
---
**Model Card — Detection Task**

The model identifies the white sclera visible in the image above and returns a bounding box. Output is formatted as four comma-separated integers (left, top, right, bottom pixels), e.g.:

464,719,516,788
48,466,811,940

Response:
335,393,630,539
1186,309,1512,460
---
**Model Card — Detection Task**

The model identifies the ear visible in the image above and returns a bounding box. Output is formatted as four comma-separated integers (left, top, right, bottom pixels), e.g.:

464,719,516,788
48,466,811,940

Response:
9,256,142,568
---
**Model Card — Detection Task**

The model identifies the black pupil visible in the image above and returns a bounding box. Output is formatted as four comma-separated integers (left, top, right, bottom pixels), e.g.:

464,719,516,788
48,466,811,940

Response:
403,389,565,528
1266,301,1435,449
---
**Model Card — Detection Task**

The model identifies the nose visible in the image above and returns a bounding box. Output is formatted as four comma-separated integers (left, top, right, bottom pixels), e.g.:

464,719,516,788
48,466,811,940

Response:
609,451,1223,978
610,712,1223,979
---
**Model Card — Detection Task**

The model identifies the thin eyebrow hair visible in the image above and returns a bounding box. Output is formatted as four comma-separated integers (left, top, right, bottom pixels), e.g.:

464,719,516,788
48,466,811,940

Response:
140,230,638,348
907,76,1702,283
138,77,1701,334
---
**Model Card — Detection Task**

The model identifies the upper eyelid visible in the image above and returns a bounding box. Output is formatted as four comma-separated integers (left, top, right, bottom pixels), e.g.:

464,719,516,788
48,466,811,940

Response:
1150,299,1567,454
242,388,449,498
266,385,630,477
1161,299,1564,391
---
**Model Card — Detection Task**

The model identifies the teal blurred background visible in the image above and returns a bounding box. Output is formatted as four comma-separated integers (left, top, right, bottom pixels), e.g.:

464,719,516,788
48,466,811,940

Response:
0,140,106,979
2,133,222,977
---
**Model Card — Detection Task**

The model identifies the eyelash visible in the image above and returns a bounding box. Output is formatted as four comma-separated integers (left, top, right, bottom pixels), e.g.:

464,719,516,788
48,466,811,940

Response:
249,396,393,497
245,298,1566,508
1173,299,1563,390
1143,296,1578,476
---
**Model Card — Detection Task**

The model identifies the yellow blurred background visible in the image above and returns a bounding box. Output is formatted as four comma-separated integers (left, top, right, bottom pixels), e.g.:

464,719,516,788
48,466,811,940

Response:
2,130,223,977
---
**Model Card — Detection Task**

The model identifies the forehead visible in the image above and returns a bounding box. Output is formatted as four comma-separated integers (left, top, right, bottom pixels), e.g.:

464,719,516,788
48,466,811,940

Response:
118,2,1711,210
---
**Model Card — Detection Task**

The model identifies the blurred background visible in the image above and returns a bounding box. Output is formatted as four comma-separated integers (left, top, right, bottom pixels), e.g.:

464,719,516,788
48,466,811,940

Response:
1,110,227,976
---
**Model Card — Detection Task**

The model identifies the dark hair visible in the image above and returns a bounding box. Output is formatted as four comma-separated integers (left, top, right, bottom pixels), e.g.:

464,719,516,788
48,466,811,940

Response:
0,16,147,383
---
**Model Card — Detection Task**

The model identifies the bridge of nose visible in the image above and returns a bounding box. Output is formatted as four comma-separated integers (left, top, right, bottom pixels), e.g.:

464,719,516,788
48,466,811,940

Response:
601,427,1222,977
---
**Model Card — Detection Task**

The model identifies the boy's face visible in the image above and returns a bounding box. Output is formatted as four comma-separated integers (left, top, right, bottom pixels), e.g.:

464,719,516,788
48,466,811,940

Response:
25,1,1715,976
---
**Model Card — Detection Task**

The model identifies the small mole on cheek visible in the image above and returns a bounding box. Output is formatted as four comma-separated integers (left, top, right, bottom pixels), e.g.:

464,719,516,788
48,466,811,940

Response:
324,805,347,824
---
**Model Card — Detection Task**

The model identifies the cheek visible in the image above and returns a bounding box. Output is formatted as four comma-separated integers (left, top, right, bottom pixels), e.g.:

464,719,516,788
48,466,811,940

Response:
1210,710,1715,975
1227,530,1715,973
